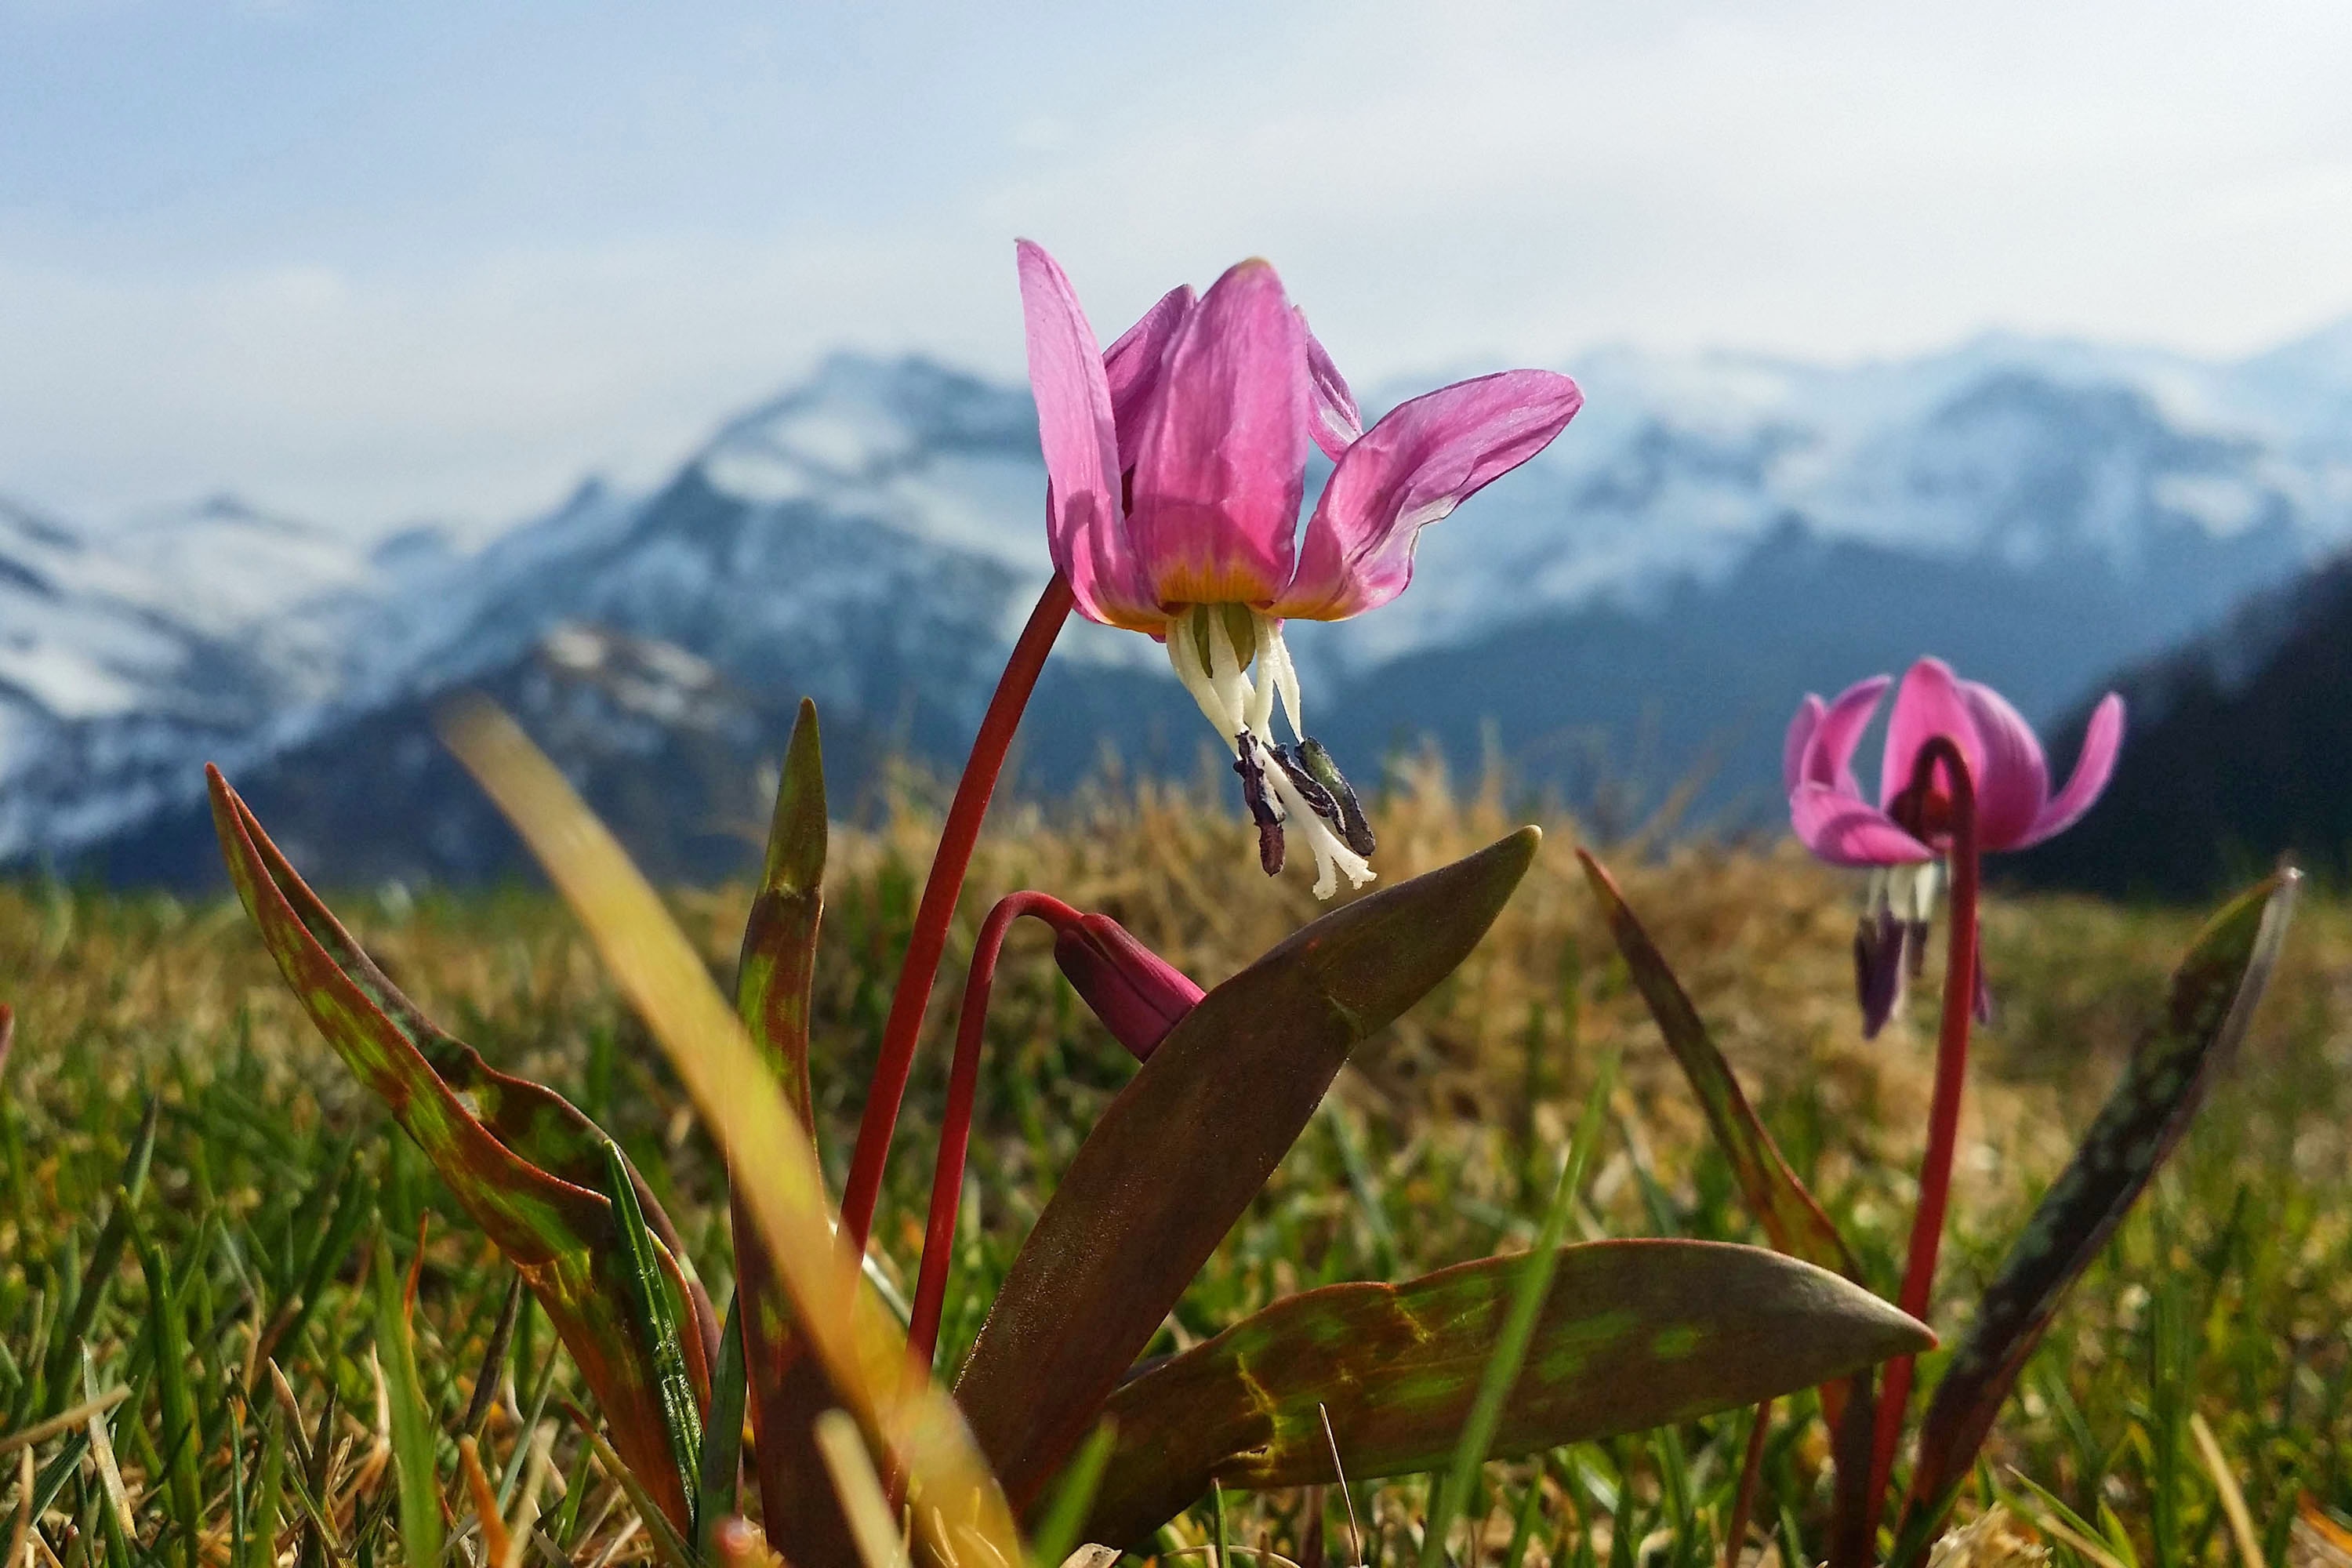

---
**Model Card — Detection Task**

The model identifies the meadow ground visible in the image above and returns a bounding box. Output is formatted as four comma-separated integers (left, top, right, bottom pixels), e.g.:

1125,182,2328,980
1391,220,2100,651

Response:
2,768,2348,1568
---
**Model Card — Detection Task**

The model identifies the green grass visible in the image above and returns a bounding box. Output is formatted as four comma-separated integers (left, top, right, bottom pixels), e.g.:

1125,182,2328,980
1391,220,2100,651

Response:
2,776,2349,1567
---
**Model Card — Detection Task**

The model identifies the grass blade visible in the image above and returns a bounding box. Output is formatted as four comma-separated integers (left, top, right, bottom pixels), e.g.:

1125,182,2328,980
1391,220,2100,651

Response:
375,1236,445,1568
133,1228,202,1568
440,695,1021,1568
1420,1049,1621,1568
601,1139,703,1534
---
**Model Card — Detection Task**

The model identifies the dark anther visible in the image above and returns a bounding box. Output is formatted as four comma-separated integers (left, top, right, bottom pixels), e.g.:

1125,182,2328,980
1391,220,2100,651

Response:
1903,918,1930,981
1853,906,1907,1041
1233,737,1286,877
1296,738,1377,857
1269,744,1340,822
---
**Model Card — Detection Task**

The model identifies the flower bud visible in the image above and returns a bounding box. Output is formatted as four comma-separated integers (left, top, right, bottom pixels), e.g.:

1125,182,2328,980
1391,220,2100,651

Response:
1053,913,1204,1062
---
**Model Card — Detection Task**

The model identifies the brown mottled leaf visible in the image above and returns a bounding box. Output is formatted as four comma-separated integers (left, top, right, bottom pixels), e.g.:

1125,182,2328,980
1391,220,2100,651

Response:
1580,848,1871,1438
1078,1238,1933,1545
728,701,858,1566
953,828,1543,1512
207,767,709,1530
1578,849,1857,1278
1890,869,2299,1566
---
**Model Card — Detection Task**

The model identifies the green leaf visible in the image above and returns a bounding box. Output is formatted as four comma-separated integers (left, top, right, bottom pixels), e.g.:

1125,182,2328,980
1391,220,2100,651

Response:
1077,1238,1933,1546
601,1140,703,1537
1577,850,1857,1279
208,765,708,1530
1889,869,2298,1566
954,827,1544,1512
373,1237,445,1568
726,701,858,1567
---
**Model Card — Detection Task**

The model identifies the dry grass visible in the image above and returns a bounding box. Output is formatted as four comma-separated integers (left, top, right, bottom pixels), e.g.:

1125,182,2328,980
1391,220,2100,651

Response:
3,767,2349,1566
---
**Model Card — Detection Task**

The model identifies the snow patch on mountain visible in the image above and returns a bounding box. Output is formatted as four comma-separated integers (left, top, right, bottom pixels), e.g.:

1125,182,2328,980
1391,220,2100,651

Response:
11,318,2352,873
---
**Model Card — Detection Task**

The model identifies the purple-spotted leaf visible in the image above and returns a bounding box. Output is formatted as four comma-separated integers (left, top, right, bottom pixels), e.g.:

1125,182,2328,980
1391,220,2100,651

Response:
1076,1239,1933,1545
1579,849,1857,1279
208,767,710,1530
727,701,859,1566
1889,869,2299,1567
953,828,1542,1512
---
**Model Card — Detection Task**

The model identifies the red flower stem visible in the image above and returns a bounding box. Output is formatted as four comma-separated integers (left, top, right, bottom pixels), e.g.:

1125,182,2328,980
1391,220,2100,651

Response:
906,891,1083,1377
1865,735,1978,1526
839,572,1075,1254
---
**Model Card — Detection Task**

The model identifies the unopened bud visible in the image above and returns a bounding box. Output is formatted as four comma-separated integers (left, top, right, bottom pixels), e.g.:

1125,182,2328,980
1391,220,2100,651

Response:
1053,913,1205,1062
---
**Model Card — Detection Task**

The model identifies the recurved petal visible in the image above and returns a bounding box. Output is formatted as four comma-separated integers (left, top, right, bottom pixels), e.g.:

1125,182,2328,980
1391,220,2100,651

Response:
1879,657,1984,811
1104,285,1196,466
1127,259,1312,608
1274,369,1583,622
1018,241,1160,631
1784,695,1826,795
1958,681,2053,851
1801,675,1893,797
1791,783,1936,868
1302,315,1363,460
2017,693,2125,847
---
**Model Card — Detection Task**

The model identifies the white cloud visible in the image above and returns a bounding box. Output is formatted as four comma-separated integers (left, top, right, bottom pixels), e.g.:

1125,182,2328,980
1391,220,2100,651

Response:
3,0,2350,533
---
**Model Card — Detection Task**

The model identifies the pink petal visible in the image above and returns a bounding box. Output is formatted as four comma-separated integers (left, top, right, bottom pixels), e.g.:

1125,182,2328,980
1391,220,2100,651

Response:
1958,681,2052,851
1102,285,1196,469
1301,314,1363,460
1125,259,1310,608
1878,657,1984,811
1017,241,1162,632
1800,675,1893,797
1272,368,1583,621
1790,783,1936,868
2017,693,2125,847
1784,695,1825,795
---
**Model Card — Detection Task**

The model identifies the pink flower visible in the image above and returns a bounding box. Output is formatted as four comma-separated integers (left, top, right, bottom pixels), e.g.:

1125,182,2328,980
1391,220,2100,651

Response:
1017,240,1583,896
1786,659,2125,866
1784,657,2125,1035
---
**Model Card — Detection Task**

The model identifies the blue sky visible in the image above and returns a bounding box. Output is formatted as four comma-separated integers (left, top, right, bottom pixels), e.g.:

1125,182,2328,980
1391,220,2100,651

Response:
5,1,2351,534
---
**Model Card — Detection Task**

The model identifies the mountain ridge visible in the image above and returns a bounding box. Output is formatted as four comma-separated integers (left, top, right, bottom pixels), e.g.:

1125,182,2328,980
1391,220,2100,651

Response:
10,318,2352,887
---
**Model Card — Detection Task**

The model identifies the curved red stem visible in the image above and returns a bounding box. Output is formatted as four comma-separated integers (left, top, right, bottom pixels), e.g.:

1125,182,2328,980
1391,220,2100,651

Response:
905,891,1082,1377
1865,735,1979,1527
840,572,1075,1254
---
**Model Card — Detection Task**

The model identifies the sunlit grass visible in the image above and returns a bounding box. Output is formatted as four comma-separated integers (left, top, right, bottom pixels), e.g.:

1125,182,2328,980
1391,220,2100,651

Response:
2,767,2347,1566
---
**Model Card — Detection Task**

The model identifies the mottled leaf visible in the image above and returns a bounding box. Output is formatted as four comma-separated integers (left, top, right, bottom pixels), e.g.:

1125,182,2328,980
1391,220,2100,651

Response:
1889,869,2299,1566
208,766,709,1530
953,828,1543,1511
738,695,826,1137
693,1296,747,1564
1078,1239,1933,1545
1577,849,1857,1279
727,702,858,1565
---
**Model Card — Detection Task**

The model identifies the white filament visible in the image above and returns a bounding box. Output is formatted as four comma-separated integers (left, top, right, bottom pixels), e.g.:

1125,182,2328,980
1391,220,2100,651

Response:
1264,757,1374,899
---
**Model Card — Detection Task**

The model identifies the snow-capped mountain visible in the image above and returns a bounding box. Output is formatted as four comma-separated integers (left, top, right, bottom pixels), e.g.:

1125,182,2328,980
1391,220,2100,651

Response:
11,319,2352,886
